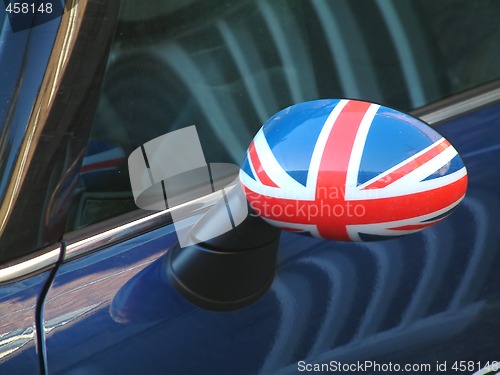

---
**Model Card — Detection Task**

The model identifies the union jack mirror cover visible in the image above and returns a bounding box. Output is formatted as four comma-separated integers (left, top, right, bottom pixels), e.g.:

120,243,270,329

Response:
240,99,468,242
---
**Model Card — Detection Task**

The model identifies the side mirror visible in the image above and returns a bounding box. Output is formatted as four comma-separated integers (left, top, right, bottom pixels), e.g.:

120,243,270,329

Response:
167,99,468,310
240,99,467,241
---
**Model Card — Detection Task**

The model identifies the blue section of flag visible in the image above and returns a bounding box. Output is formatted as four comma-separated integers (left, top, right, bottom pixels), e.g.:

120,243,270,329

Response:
241,158,255,181
422,154,464,181
358,107,442,185
262,100,341,187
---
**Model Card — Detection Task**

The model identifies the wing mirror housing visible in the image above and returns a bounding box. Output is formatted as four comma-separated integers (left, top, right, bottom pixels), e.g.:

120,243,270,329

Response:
166,99,468,311
240,99,467,241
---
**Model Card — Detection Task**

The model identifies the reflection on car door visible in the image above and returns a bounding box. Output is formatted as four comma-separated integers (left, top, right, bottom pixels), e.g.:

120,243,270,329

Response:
43,98,500,373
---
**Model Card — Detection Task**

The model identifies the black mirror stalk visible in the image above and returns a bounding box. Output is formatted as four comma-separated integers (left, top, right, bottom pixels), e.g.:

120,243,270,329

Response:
166,207,280,311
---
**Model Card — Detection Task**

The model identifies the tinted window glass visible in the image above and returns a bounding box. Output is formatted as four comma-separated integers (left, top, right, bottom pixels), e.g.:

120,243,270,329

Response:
65,0,500,231
0,9,4,32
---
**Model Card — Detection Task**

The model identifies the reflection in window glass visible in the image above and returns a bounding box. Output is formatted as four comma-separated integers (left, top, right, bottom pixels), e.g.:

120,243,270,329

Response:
66,0,500,231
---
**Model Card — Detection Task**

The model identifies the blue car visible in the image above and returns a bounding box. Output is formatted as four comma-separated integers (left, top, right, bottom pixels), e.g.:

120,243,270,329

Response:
1,1,500,374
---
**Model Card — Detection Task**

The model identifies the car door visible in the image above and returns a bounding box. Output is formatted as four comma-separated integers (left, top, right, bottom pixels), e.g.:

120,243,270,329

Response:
41,90,500,375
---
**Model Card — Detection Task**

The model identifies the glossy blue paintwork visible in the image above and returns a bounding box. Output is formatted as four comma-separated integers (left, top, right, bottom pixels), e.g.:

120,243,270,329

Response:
41,102,500,374
0,15,59,199
0,11,61,375
0,270,53,374
0,10,61,263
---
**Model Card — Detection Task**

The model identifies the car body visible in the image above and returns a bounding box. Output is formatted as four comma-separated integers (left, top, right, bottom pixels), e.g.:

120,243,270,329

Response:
1,1,500,374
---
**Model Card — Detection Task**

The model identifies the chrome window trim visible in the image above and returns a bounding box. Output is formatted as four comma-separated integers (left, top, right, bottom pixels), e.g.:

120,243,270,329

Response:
0,246,61,285
415,82,500,124
64,189,225,261
64,209,172,261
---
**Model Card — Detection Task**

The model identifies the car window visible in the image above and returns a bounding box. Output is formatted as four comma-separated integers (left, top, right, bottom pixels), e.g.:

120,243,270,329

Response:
65,0,500,231
0,9,4,35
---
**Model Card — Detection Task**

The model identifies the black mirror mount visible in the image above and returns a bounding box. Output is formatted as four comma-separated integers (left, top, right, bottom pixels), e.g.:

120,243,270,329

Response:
166,206,280,311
